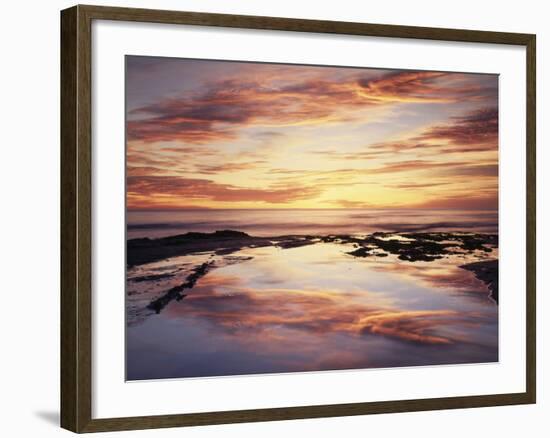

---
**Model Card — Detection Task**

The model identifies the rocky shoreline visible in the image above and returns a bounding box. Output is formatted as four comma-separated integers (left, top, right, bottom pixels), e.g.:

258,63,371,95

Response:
146,261,213,314
127,230,270,267
459,259,499,302
128,230,499,310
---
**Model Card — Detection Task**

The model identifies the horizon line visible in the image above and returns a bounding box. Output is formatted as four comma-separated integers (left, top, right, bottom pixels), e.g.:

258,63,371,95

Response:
127,207,499,212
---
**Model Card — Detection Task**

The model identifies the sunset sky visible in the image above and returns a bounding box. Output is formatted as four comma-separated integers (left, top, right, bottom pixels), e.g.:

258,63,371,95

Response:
126,56,498,210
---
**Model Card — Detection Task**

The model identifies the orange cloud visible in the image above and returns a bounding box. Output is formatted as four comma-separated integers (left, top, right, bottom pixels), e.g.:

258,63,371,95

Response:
416,107,498,148
194,160,268,175
127,71,495,145
368,160,470,174
127,77,373,144
125,59,498,210
357,71,496,104
389,181,454,189
126,175,322,208
358,71,452,103
127,166,169,177
316,107,499,161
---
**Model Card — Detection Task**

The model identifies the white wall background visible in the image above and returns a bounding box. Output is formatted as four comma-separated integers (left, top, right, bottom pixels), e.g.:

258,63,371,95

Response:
0,0,546,436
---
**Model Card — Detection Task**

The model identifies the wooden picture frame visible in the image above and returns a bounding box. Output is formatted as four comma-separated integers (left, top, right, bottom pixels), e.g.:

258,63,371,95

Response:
61,4,536,433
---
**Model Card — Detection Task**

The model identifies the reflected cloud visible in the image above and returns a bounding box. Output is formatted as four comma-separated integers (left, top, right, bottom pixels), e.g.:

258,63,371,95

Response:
127,239,498,379
163,272,484,347
369,256,495,299
358,310,458,344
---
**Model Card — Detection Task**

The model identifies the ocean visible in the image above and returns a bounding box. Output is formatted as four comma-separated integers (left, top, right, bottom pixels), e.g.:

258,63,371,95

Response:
127,208,498,239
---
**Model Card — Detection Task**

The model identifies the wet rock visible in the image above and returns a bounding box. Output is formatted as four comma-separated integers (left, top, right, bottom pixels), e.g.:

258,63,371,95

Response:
146,262,212,314
460,259,499,302
130,273,175,283
276,238,317,249
128,230,272,267
347,232,497,262
347,247,374,257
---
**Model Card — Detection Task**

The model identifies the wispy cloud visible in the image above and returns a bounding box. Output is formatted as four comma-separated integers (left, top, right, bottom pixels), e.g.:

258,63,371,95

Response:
313,106,498,162
357,71,496,104
127,175,322,208
127,69,496,145
368,160,469,174
128,77,372,144
194,161,268,175
415,107,498,150
125,58,498,209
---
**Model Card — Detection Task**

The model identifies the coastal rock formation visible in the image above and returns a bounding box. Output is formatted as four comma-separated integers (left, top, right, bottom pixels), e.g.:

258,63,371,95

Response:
146,261,213,314
127,230,270,267
127,230,499,315
460,259,499,302
345,232,497,262
128,230,323,267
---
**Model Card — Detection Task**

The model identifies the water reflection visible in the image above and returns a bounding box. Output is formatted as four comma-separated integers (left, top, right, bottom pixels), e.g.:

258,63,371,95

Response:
126,243,498,380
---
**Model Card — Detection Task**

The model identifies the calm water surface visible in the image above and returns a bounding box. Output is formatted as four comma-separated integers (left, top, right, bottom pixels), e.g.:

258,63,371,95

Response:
127,208,498,238
126,211,498,380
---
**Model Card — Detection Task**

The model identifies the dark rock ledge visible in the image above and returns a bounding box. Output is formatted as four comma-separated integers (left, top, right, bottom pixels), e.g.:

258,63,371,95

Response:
460,259,499,302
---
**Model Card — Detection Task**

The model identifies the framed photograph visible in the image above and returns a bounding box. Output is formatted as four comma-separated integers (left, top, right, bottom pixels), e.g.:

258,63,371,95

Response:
60,4,536,433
